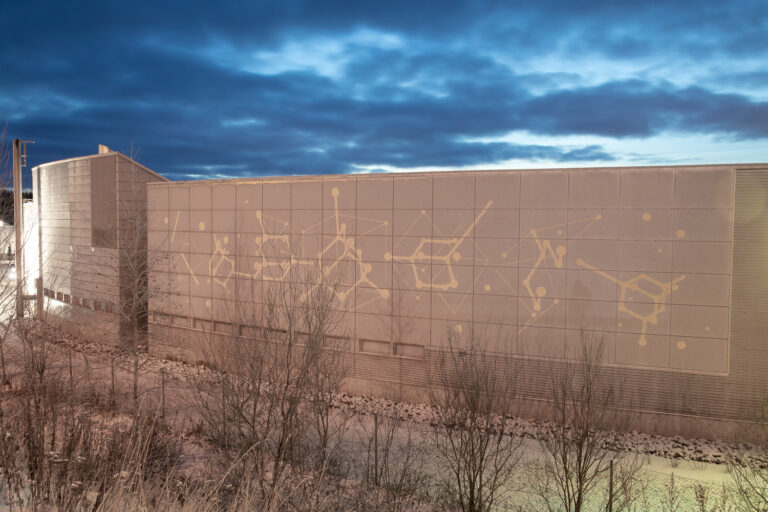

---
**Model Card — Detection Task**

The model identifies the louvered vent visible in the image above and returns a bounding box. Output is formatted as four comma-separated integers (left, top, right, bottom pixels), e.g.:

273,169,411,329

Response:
728,169,768,411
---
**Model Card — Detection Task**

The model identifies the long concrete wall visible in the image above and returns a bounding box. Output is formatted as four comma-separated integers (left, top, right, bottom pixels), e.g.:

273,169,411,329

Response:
145,164,768,432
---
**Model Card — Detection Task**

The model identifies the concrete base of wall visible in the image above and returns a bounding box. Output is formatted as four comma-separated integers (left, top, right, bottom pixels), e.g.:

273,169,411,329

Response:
341,375,763,443
148,321,766,443
46,314,120,347
148,335,208,366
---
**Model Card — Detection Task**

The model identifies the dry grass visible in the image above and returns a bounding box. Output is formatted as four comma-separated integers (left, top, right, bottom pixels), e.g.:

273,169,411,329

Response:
0,288,442,511
1,319,765,511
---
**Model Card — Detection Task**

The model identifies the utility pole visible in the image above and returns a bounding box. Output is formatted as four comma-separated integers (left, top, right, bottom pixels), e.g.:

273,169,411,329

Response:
12,139,35,319
13,140,23,318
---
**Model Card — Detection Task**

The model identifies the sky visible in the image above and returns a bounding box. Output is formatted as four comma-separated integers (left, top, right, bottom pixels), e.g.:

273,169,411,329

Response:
1,1,767,184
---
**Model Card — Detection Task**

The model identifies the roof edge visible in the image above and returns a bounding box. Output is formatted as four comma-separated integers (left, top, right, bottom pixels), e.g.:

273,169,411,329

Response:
33,151,170,182
147,162,768,186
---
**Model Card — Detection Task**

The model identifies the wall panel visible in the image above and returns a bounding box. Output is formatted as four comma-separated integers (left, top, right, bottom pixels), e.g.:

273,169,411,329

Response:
144,165,768,428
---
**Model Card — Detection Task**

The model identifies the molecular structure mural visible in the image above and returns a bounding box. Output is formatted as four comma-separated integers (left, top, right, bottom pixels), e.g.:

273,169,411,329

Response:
169,187,687,347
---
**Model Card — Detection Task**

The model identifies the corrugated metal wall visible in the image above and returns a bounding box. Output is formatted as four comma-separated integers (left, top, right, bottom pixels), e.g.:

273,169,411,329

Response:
726,168,768,418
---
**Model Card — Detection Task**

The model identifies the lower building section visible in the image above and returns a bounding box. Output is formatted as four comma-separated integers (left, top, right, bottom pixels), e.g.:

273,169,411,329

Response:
148,316,764,440
43,296,120,345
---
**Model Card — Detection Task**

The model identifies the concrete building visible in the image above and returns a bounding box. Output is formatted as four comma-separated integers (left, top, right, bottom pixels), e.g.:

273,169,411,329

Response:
30,147,167,343
28,149,768,437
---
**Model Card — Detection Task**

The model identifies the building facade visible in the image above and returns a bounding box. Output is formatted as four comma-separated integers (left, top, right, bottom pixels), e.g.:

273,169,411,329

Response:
29,151,768,436
31,149,167,344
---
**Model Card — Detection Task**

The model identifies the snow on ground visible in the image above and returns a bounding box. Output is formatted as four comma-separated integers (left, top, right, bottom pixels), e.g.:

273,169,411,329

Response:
42,324,766,472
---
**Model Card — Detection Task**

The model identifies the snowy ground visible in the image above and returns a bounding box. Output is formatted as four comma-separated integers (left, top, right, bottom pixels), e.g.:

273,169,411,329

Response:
37,325,767,469
4,324,764,511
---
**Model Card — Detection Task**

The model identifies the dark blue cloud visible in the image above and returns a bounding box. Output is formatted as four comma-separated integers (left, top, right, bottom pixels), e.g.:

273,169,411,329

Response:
1,0,766,183
521,81,768,138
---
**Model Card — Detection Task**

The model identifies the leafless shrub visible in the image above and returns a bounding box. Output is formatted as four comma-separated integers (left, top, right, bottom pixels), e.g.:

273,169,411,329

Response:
345,402,434,511
192,260,351,507
533,329,644,512
659,473,682,512
612,466,652,512
714,483,739,512
727,398,768,512
0,315,182,511
428,324,523,512
690,481,739,512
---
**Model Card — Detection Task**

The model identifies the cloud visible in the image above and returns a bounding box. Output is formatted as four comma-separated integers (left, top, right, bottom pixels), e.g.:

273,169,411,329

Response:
1,0,766,182
521,81,768,139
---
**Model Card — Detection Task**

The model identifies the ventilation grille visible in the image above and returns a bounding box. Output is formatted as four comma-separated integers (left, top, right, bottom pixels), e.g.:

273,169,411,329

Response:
728,169,768,409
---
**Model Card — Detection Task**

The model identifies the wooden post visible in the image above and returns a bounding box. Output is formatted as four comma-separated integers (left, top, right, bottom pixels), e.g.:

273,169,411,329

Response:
133,351,139,414
13,140,23,319
0,329,6,386
373,413,379,486
160,368,165,418
35,278,42,319
68,349,74,398
222,384,227,450
110,357,116,407
609,458,614,512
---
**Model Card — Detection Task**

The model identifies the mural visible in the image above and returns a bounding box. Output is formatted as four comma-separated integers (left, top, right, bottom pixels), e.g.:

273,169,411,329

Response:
149,169,733,374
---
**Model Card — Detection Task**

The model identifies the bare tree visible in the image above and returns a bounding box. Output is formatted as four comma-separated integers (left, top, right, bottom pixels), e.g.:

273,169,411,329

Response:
428,324,523,512
113,151,169,411
533,330,644,512
193,259,351,508
262,264,349,485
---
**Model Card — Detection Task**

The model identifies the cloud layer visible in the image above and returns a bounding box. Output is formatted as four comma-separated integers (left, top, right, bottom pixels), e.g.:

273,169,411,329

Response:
1,1,767,181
